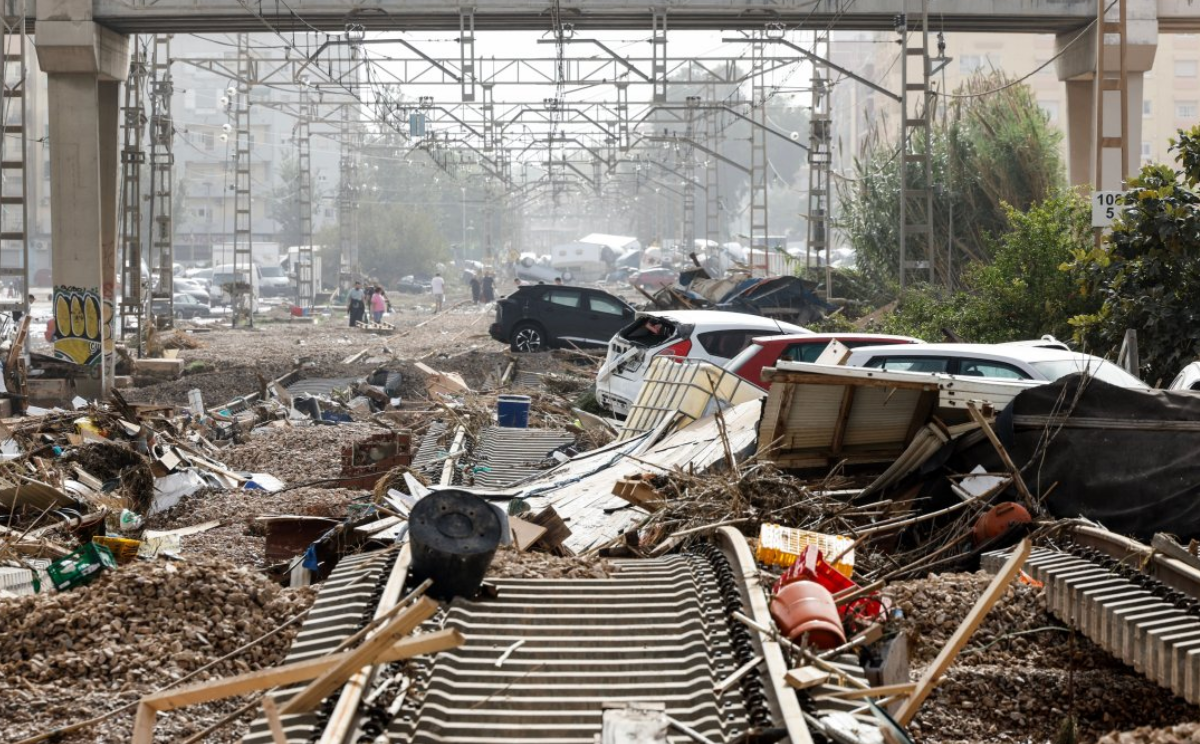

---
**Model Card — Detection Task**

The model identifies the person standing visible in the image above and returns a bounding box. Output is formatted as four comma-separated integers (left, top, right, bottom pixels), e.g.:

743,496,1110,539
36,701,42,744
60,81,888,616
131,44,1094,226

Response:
481,273,496,303
469,273,482,304
347,281,365,327
431,272,445,313
370,285,387,324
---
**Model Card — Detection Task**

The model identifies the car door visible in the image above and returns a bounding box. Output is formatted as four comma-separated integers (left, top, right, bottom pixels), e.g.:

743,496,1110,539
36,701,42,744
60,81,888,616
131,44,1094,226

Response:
584,293,635,345
537,288,591,345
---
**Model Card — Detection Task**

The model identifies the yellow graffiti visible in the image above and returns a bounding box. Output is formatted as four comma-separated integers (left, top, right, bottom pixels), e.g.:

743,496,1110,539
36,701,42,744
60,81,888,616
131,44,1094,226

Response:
69,297,84,337
52,286,110,367
55,295,68,332
84,295,99,339
54,338,94,366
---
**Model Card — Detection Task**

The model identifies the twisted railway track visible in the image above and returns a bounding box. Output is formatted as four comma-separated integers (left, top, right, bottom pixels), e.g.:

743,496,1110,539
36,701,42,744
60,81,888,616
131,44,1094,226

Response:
985,524,1200,707
241,528,813,744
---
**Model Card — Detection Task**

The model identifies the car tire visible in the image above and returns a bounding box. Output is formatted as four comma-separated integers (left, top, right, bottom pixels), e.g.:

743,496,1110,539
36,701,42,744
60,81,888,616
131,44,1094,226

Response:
510,322,546,353
561,269,574,282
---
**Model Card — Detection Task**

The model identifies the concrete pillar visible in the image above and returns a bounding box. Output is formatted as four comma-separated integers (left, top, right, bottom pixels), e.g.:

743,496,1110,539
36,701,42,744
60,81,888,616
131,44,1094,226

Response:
34,2,128,396
1056,0,1158,191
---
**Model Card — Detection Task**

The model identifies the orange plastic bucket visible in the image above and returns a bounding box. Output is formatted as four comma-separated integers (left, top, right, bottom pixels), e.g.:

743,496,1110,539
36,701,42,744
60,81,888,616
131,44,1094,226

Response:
769,579,846,649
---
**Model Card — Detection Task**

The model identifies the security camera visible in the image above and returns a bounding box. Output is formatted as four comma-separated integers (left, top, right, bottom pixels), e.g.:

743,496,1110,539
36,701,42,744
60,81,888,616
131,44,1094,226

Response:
222,123,232,133
219,133,229,142
790,131,801,141
226,86,237,97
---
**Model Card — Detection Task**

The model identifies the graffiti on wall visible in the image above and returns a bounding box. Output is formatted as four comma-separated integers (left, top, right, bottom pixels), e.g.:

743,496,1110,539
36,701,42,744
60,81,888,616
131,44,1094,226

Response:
52,285,113,366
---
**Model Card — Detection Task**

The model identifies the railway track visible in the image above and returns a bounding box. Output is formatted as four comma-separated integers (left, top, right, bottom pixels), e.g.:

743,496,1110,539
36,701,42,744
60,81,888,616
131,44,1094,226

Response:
984,524,1200,707
241,528,817,744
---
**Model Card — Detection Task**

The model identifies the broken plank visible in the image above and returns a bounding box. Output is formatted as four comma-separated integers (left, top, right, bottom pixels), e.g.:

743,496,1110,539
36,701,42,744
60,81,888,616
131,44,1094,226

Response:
784,666,830,690
142,628,461,712
813,682,918,700
279,597,440,714
510,515,548,552
131,629,461,744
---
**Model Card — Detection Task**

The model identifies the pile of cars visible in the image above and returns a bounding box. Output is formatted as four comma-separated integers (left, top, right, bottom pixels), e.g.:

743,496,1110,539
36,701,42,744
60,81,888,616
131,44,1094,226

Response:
486,281,1156,419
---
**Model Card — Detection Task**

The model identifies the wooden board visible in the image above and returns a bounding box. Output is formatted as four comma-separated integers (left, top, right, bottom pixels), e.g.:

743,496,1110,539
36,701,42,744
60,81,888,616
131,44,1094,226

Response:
510,516,548,552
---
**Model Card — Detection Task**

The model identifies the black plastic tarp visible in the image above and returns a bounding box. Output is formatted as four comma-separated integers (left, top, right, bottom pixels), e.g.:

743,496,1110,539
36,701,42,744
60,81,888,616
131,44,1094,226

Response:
982,374,1200,541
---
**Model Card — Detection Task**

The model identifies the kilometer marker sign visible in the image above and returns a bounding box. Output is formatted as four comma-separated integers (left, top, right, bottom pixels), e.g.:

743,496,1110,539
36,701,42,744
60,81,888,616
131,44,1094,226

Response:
1092,190,1127,228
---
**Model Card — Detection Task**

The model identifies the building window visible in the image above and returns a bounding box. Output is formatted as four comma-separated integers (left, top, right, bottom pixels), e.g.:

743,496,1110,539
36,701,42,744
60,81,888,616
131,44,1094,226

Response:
1141,141,1152,164
1177,101,1198,120
1039,100,1060,124
202,132,215,150
1143,100,1152,117
1176,60,1198,78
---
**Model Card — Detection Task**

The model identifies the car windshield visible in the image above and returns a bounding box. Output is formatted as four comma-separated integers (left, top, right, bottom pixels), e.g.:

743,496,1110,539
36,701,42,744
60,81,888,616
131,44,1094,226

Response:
260,266,284,277
1029,358,1148,388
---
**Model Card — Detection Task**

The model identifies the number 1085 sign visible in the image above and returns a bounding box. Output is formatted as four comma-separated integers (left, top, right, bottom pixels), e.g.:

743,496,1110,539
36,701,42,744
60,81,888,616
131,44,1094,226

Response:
1092,190,1127,228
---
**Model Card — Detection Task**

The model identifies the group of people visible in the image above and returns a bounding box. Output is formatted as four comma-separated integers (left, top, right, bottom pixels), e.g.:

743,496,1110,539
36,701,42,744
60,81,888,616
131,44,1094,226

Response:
467,273,497,305
346,281,390,327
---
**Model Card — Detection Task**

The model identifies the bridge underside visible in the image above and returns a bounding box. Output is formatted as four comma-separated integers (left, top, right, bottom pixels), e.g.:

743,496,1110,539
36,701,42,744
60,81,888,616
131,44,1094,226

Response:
86,11,1101,35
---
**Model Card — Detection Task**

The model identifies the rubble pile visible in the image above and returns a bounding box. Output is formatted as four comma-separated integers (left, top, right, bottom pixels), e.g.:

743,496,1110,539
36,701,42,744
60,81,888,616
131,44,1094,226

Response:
887,572,1065,666
220,422,382,483
0,558,314,685
7,300,1200,743
487,545,613,580
895,572,1200,743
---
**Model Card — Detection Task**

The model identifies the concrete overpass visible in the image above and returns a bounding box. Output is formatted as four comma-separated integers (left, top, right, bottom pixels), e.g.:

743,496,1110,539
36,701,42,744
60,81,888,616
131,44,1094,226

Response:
21,0,1200,32
24,0,1200,393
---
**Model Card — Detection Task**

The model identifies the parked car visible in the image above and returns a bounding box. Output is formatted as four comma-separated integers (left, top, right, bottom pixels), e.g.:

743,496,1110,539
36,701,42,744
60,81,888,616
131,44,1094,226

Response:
1169,361,1200,392
629,267,678,291
489,284,636,353
151,293,212,320
396,275,431,294
172,277,211,304
727,332,923,389
842,342,1148,388
596,310,808,416
259,265,291,297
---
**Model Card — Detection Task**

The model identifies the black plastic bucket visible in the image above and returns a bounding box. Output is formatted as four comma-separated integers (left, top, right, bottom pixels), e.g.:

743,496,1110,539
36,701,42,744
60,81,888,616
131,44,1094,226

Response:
408,489,503,601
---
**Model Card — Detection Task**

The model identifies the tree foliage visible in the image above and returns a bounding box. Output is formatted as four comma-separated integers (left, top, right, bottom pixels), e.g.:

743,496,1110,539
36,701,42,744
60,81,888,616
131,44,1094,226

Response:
267,155,303,249
1067,126,1200,384
839,72,1065,289
356,203,450,284
876,192,1098,342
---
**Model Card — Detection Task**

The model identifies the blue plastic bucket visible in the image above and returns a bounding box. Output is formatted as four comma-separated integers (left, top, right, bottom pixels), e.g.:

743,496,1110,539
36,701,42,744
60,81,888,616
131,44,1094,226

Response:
497,394,531,428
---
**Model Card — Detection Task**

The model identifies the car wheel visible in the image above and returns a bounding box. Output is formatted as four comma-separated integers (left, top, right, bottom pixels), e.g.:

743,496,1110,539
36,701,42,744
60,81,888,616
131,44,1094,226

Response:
510,323,546,353
561,269,574,282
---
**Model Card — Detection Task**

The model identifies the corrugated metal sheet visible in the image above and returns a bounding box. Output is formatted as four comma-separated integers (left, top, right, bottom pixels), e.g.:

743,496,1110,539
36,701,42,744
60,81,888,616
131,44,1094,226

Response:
285,377,358,397
759,364,938,469
473,400,765,555
618,357,763,442
466,427,576,489
412,421,449,477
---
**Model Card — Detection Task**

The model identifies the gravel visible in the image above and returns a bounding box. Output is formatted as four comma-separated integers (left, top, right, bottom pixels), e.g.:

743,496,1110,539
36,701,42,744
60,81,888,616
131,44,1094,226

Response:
218,421,383,484
486,546,613,580
888,571,1200,743
0,558,316,742
144,486,367,566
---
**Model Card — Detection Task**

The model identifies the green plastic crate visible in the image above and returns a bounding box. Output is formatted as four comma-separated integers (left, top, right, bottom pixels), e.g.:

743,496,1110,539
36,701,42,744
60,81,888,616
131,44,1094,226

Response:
46,542,117,591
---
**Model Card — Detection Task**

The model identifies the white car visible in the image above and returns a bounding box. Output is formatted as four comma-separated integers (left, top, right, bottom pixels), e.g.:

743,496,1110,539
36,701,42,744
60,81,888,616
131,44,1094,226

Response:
1169,361,1200,392
595,310,809,416
843,342,1148,389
